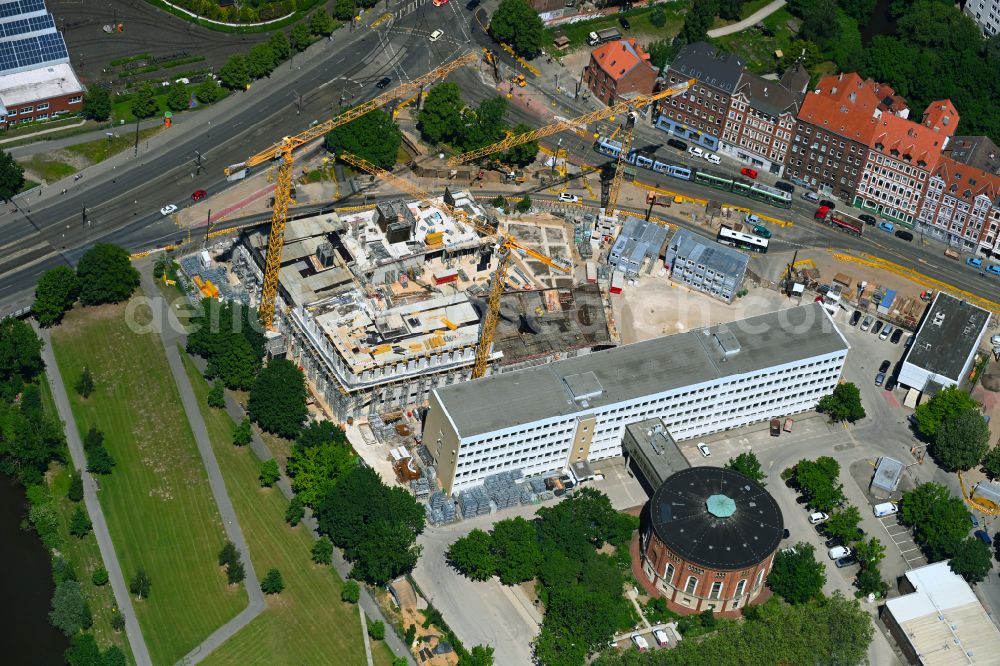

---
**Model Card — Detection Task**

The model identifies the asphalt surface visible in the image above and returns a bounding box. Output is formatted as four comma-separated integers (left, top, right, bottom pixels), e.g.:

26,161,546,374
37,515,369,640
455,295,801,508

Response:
37,324,154,666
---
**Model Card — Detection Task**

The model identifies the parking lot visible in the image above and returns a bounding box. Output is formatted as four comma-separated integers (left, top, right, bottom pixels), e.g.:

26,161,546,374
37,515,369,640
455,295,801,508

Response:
878,514,926,569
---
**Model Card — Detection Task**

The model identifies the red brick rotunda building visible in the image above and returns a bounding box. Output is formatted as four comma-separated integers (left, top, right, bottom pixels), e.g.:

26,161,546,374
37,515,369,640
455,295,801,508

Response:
637,466,784,617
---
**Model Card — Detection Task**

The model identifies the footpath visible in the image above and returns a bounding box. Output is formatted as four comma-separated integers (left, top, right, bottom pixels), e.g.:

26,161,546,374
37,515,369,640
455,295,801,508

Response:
36,324,154,666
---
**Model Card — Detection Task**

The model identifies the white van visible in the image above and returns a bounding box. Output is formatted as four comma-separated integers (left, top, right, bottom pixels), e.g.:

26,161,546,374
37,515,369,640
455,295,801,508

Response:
687,146,704,159
873,502,898,517
704,153,721,164
429,29,444,42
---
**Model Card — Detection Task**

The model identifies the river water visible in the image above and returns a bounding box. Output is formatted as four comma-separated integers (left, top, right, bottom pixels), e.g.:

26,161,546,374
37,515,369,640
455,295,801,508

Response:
861,0,898,43
0,476,69,664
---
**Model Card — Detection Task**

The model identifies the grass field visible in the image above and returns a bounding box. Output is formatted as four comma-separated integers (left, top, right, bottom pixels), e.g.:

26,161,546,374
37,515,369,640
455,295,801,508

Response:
20,153,78,181
51,302,247,665
545,5,685,51
66,127,164,164
179,354,397,666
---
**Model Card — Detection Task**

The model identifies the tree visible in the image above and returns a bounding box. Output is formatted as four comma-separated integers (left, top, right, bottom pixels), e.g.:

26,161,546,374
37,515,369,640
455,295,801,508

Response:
130,568,151,599
285,496,305,526
248,358,309,439
219,54,250,91
70,505,92,538
341,578,360,603
459,96,508,152
795,456,845,512
290,22,313,51
404,624,417,646
817,382,866,423
932,409,989,472
49,580,90,635
854,536,886,569
130,83,158,120
417,82,465,145
103,646,126,666
0,149,25,202
187,300,265,386
840,0,877,22
724,451,765,484
195,79,224,105
461,645,495,666
75,243,140,306
83,426,103,452
68,472,84,502
207,381,226,409
81,86,112,121
823,506,862,543
489,0,544,57
33,266,80,326
86,446,116,475
92,568,109,586
914,385,979,439
226,559,246,585
983,447,1000,479
312,536,334,565
261,567,285,594
491,517,541,585
949,537,992,583
259,459,280,487
218,541,239,568
501,123,539,166
64,633,101,666
75,366,95,398
650,4,668,27
326,108,402,170
516,195,532,213
0,316,44,385
286,437,356,506
165,82,189,112
233,416,253,447
110,610,125,632
310,8,336,36
900,482,971,561
268,30,292,62
333,0,354,20
717,0,743,20
491,195,506,208
246,42,276,80
767,542,826,604
447,529,496,581
368,619,386,640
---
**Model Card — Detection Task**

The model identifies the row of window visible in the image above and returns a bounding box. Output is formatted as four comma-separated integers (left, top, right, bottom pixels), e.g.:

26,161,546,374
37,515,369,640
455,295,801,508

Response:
661,562,764,600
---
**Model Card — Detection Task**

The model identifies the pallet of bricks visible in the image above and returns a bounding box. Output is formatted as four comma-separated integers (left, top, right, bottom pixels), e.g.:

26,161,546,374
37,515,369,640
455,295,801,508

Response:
425,490,457,526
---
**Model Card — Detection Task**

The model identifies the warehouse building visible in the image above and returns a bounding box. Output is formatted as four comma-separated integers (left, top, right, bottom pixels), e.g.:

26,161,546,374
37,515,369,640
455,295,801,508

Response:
897,292,991,392
663,228,749,303
424,302,849,493
639,466,784,616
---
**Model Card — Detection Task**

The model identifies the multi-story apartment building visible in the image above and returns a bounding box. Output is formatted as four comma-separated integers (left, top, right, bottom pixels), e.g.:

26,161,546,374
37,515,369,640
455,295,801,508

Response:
784,73,907,202
424,303,849,493
584,38,658,106
719,71,800,176
916,135,1000,256
854,101,957,227
655,42,745,152
963,0,1000,36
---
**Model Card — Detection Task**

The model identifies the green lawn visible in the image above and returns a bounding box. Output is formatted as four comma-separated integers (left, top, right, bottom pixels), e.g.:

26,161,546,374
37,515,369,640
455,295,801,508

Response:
65,127,163,164
50,301,247,665
20,153,78,181
546,5,685,51
179,354,396,666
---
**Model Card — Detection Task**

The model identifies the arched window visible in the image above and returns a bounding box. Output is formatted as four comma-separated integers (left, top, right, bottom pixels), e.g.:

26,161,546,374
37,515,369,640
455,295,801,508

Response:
709,581,723,600
734,579,747,599
664,563,675,586
684,576,698,595
754,569,765,590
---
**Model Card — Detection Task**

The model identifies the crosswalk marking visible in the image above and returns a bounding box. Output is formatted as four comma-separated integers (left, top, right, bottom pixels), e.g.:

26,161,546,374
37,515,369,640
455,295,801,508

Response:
396,0,430,20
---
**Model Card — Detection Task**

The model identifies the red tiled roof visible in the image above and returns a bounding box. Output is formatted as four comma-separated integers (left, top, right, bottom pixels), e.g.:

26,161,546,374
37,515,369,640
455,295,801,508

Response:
931,156,1000,203
921,100,959,137
870,112,948,170
592,38,654,82
796,73,905,144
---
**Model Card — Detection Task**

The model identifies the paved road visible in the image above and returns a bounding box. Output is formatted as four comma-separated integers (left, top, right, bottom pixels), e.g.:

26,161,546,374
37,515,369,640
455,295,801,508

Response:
137,268,266,665
36,324,154,666
707,0,788,38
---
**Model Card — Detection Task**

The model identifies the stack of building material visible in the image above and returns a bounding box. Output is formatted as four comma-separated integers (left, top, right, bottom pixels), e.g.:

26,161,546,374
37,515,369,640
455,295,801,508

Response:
425,465,437,486
426,491,458,525
458,487,492,518
410,477,430,499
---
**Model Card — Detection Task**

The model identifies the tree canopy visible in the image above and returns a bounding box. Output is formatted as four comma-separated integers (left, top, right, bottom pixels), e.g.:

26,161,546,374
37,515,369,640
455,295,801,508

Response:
724,451,766,484
0,316,44,387
0,149,25,202
447,529,496,581
130,83,158,120
219,54,250,90
900,482,971,561
767,543,826,604
81,86,112,122
417,82,465,147
817,382,866,423
823,506,862,543
33,266,80,327
931,409,990,472
286,421,356,507
327,108,402,170
489,0,544,57
186,299,266,390
948,537,993,583
248,358,308,439
75,244,140,306
793,457,845,513
914,386,980,440
49,580,91,636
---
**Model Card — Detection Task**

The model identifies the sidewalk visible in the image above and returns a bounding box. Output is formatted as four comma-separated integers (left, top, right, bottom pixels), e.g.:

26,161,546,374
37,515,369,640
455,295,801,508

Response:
708,0,788,38
36,324,153,666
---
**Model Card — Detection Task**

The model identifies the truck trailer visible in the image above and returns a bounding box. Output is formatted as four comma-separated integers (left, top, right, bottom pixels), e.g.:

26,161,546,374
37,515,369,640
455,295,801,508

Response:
587,28,622,46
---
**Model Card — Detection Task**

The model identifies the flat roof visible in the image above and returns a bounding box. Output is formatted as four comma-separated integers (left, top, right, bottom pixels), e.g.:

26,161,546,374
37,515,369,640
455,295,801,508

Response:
623,419,690,488
667,228,749,283
872,456,904,492
905,293,990,382
649,467,783,570
0,61,81,107
434,302,848,438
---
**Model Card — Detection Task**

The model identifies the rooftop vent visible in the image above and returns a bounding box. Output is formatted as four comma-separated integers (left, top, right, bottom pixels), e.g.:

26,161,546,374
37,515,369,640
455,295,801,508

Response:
933,311,945,326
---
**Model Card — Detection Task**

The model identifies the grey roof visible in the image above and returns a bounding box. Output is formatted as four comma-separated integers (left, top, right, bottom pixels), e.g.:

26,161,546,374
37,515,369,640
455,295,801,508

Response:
943,135,1000,176
904,293,991,382
872,456,904,493
610,216,669,266
649,467,784,570
666,228,749,279
623,419,689,489
734,71,800,119
779,64,810,100
435,303,848,438
668,42,745,94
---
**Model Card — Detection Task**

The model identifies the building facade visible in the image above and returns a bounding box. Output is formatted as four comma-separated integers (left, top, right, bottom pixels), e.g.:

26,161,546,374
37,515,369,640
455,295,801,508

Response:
963,0,1000,36
608,215,669,277
655,42,745,151
639,467,783,616
584,38,658,106
719,72,800,175
663,228,748,303
424,303,849,493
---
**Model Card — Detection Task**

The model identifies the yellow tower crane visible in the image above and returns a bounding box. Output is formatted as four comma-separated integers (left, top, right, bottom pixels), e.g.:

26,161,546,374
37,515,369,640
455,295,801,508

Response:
604,110,637,217
336,152,570,379
227,51,478,329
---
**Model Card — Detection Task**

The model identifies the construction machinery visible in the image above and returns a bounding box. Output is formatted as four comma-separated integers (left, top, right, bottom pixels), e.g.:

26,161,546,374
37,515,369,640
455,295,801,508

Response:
226,51,478,329
446,78,696,166
604,111,637,216
336,152,570,378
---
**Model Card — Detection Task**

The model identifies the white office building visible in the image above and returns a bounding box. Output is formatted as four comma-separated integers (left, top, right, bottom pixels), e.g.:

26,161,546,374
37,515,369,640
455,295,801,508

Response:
424,303,849,493
964,0,1000,36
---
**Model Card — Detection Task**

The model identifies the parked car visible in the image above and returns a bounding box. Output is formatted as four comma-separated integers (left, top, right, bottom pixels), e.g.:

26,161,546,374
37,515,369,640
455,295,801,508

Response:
885,376,898,391
775,181,795,194
967,257,984,268
160,204,178,216
376,76,392,89
878,221,895,233
802,191,820,202
618,16,630,29
796,495,810,505
850,310,861,326
879,360,891,373
890,328,903,344
558,192,579,203
988,264,1000,277
828,546,852,560
429,28,444,41
879,324,893,341
819,199,836,209
191,190,207,201
465,0,480,8
874,502,898,517
697,442,711,458
741,167,758,179
667,138,687,151
859,214,877,226
782,528,790,539
895,229,914,242
875,372,886,387
809,512,829,524
825,535,845,548
872,320,883,335
974,530,993,546
835,554,859,568
688,146,705,158
631,634,649,653
860,315,873,331
653,629,669,647
704,153,721,164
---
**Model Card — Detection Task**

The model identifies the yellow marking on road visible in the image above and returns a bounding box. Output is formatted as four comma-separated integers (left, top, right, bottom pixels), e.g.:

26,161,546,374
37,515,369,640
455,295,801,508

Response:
335,204,378,213
637,181,707,206
830,251,1000,316
369,11,392,28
